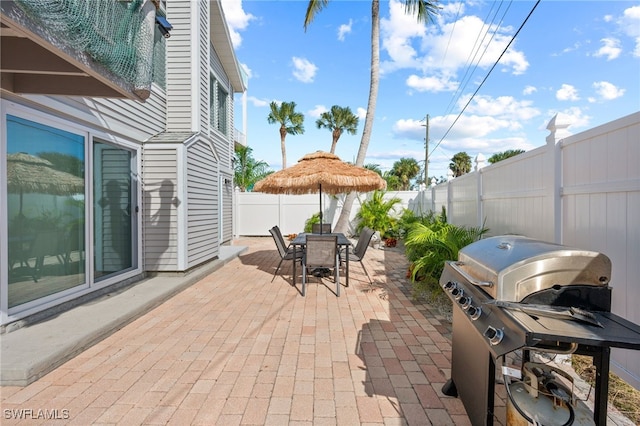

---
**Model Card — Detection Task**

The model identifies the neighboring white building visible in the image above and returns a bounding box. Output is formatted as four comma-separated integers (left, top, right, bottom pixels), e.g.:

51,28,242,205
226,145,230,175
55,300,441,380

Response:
0,0,246,329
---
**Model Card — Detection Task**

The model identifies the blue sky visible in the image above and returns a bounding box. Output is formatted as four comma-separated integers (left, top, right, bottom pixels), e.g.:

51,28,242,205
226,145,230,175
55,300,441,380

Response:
222,0,640,181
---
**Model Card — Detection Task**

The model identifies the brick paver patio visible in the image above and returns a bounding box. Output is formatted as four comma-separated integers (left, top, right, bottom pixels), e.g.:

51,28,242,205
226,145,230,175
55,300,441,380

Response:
1,237,486,425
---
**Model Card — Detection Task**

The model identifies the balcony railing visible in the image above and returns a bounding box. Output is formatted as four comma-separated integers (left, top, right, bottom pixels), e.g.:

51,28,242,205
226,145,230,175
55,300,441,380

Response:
234,128,246,147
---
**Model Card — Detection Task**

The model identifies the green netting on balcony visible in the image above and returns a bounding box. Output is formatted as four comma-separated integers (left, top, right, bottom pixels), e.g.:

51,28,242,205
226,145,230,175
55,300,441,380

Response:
15,0,157,99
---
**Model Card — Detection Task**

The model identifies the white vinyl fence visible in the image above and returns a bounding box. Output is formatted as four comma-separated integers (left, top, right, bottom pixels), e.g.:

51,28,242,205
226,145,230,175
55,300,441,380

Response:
234,112,640,388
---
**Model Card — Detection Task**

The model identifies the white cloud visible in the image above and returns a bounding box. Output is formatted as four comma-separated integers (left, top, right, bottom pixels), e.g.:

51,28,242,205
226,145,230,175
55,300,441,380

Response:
406,74,458,93
618,5,640,37
523,86,537,95
419,15,528,75
356,107,367,120
380,0,427,70
291,57,318,83
555,107,591,130
593,81,625,100
219,0,255,48
464,95,540,122
617,5,640,57
248,96,269,107
594,38,622,60
556,84,580,101
379,0,529,92
308,105,327,118
338,19,353,41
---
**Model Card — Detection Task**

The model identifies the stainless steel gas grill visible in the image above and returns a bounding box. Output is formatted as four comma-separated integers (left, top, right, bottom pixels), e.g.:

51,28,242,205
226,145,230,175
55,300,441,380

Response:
439,236,640,426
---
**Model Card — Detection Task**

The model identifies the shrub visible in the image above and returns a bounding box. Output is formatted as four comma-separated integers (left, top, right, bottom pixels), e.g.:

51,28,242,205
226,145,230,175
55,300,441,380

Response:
404,217,488,298
304,213,321,233
355,190,402,238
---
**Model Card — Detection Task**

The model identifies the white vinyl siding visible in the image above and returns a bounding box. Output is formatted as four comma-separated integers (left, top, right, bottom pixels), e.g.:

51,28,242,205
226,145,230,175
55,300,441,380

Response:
165,1,193,131
198,0,210,134
221,171,233,244
186,140,219,266
142,147,179,271
20,89,166,143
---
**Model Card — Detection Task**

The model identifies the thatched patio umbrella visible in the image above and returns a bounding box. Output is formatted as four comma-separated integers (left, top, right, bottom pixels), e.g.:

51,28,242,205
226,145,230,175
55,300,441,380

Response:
7,152,84,215
253,151,386,232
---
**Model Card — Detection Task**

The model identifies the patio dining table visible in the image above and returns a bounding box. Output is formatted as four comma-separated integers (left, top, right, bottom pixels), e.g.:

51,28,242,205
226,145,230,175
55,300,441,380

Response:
290,232,352,287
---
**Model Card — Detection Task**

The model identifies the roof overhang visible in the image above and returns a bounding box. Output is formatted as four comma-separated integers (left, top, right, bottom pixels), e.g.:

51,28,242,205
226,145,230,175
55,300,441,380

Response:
0,1,146,101
210,0,246,94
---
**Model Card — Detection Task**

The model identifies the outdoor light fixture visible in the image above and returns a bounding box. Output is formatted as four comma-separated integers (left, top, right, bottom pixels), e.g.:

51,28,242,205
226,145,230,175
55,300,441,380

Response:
156,15,173,38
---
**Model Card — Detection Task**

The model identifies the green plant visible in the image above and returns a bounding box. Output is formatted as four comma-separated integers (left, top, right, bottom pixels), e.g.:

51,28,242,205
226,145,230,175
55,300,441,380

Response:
404,220,488,298
304,212,321,233
355,190,401,238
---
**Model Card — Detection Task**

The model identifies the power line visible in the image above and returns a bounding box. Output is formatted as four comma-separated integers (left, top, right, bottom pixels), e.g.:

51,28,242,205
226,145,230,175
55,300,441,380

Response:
445,1,513,117
444,0,503,115
430,0,541,157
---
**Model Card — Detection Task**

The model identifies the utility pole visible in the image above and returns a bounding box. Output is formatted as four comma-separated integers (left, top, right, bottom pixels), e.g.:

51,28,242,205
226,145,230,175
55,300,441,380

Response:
423,114,429,185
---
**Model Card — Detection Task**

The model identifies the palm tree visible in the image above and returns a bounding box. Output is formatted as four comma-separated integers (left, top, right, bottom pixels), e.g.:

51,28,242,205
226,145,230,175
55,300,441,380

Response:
449,152,472,177
364,163,382,176
383,171,401,191
315,105,359,154
234,145,272,192
488,149,525,164
267,101,305,169
390,157,420,190
305,0,439,233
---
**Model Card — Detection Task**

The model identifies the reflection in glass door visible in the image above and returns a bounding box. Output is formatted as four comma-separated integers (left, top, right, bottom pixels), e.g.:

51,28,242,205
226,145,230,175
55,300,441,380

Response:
94,141,136,280
6,115,86,308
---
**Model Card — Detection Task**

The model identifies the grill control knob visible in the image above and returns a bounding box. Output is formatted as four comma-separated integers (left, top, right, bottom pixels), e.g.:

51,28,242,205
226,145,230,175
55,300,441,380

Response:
444,281,456,291
467,305,482,320
484,326,504,346
450,287,464,300
458,295,472,310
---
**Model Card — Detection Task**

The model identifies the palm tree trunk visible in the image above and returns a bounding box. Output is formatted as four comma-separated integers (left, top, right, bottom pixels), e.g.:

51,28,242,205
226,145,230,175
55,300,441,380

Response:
280,126,287,169
334,0,380,234
330,130,340,154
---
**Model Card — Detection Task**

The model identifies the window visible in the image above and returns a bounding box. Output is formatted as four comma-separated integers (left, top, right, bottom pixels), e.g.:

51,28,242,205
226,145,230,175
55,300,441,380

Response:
217,85,228,135
152,21,167,89
209,75,229,136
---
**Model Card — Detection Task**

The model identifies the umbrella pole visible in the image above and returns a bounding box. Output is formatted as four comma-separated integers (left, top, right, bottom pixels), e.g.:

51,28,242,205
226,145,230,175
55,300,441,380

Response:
319,184,323,234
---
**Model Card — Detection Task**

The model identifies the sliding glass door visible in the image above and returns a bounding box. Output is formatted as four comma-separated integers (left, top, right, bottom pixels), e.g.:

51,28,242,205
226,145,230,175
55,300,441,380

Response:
93,141,136,280
6,115,86,308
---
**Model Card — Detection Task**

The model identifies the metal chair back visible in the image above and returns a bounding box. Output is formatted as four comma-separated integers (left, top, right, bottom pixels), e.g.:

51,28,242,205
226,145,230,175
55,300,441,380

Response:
269,226,302,281
311,223,332,234
354,227,375,259
303,235,340,296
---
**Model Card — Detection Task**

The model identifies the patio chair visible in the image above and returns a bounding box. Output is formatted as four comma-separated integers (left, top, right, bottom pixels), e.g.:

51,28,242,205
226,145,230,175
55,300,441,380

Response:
269,226,303,282
311,223,332,234
341,227,375,284
302,235,340,297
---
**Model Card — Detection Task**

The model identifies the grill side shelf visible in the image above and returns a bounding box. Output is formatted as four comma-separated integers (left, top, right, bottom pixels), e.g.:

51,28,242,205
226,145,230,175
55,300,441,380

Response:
505,310,640,350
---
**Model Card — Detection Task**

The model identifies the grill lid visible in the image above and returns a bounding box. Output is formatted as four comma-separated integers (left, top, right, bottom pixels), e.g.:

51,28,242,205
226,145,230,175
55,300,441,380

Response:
456,236,611,301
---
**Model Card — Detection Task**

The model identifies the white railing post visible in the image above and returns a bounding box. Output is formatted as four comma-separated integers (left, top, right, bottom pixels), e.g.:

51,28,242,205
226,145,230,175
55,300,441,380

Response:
545,113,572,244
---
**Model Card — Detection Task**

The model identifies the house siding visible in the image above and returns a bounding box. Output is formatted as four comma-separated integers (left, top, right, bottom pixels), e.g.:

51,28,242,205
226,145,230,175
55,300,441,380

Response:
221,170,233,244
20,86,166,142
186,139,219,267
199,0,210,134
142,146,179,271
165,1,193,131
